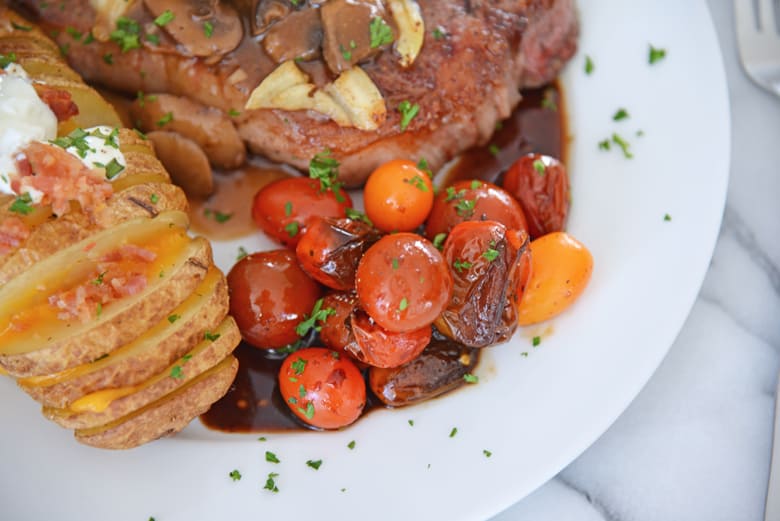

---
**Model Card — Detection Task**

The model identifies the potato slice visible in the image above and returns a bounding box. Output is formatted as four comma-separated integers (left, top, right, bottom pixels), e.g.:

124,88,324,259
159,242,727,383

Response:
147,130,214,198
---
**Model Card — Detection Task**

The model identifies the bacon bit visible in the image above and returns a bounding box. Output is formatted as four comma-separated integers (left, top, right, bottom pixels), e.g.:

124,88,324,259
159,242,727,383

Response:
33,85,79,122
0,216,31,256
47,244,155,323
16,142,112,218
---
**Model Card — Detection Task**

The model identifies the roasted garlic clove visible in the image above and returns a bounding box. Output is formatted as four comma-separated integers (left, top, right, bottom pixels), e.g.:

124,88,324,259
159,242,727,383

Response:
388,0,425,67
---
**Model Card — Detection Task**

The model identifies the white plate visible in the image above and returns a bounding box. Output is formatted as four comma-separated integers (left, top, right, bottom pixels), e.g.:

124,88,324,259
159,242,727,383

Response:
0,1,729,520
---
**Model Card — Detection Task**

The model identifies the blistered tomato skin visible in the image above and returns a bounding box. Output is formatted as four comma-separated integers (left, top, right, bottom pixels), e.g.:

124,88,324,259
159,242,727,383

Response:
295,218,381,291
227,249,323,349
348,309,432,368
252,177,353,248
278,347,366,430
424,180,528,241
319,291,358,353
517,232,593,325
502,154,570,239
363,159,435,233
355,233,453,333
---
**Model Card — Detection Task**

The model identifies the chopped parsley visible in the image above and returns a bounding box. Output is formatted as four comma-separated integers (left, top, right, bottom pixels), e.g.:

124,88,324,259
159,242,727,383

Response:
284,201,293,217
204,21,214,38
136,91,158,108
445,186,466,202
150,193,159,204
291,357,307,375
399,297,408,312
345,207,373,226
110,17,141,52
229,469,242,481
463,373,478,384
92,271,107,286
102,53,113,65
397,100,420,131
263,472,279,493
449,427,458,438
65,26,82,40
347,440,356,449
454,198,476,218
156,111,173,127
532,336,541,347
170,365,184,379
203,208,233,223
369,17,394,48
9,193,34,215
483,449,492,457
154,9,175,26
11,22,32,32
168,314,181,323
488,144,500,157
284,221,299,237
612,108,629,121
408,419,415,426
265,451,280,464
340,44,352,61
648,44,667,64
392,258,400,270
598,139,611,151
306,459,323,470
296,298,336,336
204,331,221,342
541,89,557,111
664,213,672,222
453,259,472,273
405,174,428,191
584,55,594,75
432,233,447,250
611,133,634,158
309,149,343,199
416,157,433,178
228,108,241,117
0,53,17,68
482,248,499,262
533,159,546,176
145,34,160,46
297,402,315,419
103,158,125,179
432,27,446,40
236,246,248,261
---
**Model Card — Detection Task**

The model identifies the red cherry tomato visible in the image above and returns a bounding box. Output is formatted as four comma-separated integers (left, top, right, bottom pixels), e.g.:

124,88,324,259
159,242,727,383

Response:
319,292,358,353
252,177,352,248
363,159,435,233
355,233,453,333
424,180,528,241
295,218,381,291
347,309,432,368
227,249,322,349
502,153,570,239
278,347,366,429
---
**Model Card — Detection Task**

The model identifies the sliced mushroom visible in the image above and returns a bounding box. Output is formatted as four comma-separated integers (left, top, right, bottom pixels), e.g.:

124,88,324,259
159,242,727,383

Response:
263,8,322,63
147,130,213,197
388,0,424,67
320,0,390,74
245,61,386,131
143,0,243,57
252,0,291,35
130,93,246,169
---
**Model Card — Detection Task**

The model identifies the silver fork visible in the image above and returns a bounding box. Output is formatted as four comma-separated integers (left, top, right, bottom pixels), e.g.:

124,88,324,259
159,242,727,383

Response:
734,0,780,96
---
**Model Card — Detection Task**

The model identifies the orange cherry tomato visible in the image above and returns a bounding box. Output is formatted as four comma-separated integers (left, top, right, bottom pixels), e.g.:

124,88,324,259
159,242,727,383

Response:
517,232,593,326
278,347,366,429
252,177,352,248
355,233,453,333
363,159,435,232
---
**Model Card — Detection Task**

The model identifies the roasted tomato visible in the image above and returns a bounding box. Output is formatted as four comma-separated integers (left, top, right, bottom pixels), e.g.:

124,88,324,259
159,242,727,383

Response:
424,179,528,241
318,291,358,353
355,232,452,333
346,308,432,368
369,334,478,407
295,218,381,291
227,249,322,349
278,347,366,429
435,220,531,348
502,153,570,239
252,177,352,248
518,231,592,325
363,159,435,233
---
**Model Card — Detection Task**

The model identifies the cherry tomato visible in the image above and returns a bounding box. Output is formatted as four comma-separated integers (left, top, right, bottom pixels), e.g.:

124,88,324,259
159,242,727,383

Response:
435,220,531,347
295,218,381,291
502,153,570,239
355,233,452,333
227,249,322,349
278,347,366,429
319,291,358,353
363,159,434,233
252,177,352,248
347,309,431,368
517,232,593,325
424,180,528,241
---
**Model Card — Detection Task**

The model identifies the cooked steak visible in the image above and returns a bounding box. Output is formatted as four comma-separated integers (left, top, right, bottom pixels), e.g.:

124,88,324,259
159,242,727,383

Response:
10,0,578,186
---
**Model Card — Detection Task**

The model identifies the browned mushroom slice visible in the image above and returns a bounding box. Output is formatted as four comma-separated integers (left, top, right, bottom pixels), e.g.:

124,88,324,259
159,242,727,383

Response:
143,0,243,57
320,0,392,74
147,130,214,198
251,0,292,35
368,335,479,407
130,93,246,169
263,8,323,63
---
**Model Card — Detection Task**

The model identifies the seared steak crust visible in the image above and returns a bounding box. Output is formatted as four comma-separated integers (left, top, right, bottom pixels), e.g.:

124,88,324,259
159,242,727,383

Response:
12,0,578,186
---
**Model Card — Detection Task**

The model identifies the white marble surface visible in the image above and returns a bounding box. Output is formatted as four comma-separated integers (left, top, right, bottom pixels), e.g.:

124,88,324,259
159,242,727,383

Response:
494,0,780,519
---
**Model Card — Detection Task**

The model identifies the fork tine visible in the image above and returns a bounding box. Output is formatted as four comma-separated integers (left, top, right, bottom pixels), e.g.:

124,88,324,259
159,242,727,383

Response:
758,0,778,33
735,0,758,61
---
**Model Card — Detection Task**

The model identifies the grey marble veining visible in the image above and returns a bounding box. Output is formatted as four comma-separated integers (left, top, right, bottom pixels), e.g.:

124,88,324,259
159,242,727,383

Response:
494,0,780,519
